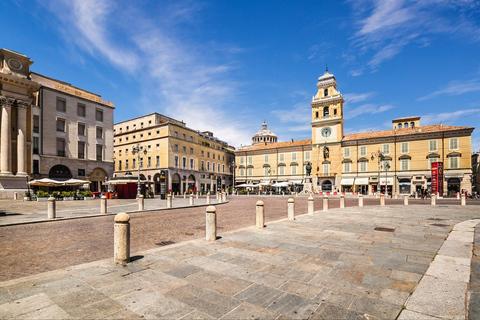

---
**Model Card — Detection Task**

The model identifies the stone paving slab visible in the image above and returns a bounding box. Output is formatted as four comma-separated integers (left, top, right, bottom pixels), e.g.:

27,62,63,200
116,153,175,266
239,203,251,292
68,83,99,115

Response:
1,205,479,319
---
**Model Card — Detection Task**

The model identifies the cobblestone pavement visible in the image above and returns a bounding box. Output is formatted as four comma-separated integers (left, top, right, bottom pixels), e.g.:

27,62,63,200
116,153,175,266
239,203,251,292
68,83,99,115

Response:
1,204,479,319
0,196,479,282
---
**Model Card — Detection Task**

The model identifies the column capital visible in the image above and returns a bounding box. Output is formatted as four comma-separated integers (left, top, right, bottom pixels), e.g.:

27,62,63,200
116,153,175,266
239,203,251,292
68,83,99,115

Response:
16,100,30,109
0,96,7,106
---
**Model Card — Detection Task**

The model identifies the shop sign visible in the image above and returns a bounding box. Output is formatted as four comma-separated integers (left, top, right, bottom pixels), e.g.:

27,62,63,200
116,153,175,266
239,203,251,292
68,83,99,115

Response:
431,162,444,197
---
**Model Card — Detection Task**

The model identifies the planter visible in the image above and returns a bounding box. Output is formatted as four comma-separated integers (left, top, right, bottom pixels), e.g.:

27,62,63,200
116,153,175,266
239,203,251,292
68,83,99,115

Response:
23,197,31,201
63,197,74,201
84,197,95,200
37,197,48,202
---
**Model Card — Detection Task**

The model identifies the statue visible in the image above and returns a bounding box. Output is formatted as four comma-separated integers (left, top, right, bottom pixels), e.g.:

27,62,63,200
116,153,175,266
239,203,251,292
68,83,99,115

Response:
323,146,329,159
305,162,312,176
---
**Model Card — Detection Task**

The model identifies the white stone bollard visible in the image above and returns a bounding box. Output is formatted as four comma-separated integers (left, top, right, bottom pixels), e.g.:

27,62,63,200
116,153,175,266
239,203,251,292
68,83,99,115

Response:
380,194,385,206
13,192,18,200
206,193,211,204
167,194,172,208
461,194,466,206
394,193,398,199
287,198,295,221
323,195,329,211
270,191,272,197
196,193,199,200
218,193,222,203
101,195,107,214
183,192,186,199
221,192,226,202
189,194,194,206
138,195,144,211
282,191,285,197
172,193,175,199
376,192,379,199
114,212,130,265
295,192,298,197
206,206,217,242
47,197,56,219
415,192,418,199
340,194,345,209
404,194,409,206
256,200,265,228
359,194,363,207
457,192,460,200
308,196,314,215
431,194,436,206
258,190,261,196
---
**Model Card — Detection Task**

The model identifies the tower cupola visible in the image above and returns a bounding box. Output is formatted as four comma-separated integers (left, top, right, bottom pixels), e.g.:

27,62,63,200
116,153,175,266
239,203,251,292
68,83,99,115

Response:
252,121,277,145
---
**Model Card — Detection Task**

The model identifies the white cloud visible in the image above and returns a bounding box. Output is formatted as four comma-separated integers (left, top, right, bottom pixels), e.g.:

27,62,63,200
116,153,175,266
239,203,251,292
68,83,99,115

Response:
417,79,480,101
420,108,480,125
271,103,311,123
343,92,375,103
358,0,414,36
348,69,363,77
344,103,395,119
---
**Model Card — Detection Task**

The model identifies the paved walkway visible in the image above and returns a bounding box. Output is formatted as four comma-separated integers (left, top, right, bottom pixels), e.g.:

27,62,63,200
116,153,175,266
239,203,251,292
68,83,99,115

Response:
1,204,479,319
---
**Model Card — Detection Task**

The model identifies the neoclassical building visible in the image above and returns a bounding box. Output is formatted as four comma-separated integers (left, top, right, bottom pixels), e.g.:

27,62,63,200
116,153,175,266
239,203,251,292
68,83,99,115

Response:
113,113,235,195
236,70,474,196
0,48,114,195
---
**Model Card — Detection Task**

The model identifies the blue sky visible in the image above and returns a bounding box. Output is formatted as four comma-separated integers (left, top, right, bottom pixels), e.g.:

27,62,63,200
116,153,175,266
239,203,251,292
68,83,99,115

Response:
2,0,480,150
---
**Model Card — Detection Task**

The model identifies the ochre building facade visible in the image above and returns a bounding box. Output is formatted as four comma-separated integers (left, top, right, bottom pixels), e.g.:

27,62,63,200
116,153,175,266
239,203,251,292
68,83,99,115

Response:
236,70,474,196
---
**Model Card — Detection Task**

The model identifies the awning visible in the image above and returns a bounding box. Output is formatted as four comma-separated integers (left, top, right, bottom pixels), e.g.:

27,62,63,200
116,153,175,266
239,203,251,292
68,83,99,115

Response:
355,177,369,185
272,182,289,187
28,178,91,187
288,180,303,185
341,178,355,185
379,177,394,185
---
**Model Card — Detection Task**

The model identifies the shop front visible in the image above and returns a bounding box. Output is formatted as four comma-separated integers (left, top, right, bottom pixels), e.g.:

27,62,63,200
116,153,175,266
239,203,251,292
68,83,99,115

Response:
355,177,369,195
379,176,394,196
398,178,411,194
340,177,354,194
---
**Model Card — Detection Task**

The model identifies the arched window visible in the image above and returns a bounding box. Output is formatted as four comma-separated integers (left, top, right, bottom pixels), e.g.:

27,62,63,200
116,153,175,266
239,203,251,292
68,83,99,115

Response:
404,122,408,128
324,88,328,97
323,107,329,117
398,124,402,129
410,122,414,128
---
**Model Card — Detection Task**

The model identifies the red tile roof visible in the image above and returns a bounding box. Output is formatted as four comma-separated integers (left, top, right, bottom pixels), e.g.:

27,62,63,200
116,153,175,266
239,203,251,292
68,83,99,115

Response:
344,125,473,141
237,139,312,152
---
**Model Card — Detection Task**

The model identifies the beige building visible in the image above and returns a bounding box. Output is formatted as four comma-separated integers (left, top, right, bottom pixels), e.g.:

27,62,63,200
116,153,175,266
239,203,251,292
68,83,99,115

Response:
236,70,474,196
0,48,114,195
113,113,234,195
472,151,480,194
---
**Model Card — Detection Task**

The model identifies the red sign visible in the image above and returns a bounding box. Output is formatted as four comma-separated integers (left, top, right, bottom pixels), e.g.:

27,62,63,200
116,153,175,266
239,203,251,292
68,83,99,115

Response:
431,162,444,197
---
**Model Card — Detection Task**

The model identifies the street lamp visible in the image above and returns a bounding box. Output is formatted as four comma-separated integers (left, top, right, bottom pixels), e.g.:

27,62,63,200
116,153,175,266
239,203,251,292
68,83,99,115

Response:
371,149,385,195
384,162,391,197
230,160,236,194
132,143,147,197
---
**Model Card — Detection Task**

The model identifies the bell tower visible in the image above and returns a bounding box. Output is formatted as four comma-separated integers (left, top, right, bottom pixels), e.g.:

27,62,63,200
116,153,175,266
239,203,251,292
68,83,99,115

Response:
310,68,344,145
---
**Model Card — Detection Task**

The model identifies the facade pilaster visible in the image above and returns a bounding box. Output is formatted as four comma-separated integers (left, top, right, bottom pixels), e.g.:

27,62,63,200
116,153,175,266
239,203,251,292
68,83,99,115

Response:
0,97,13,175
16,101,29,176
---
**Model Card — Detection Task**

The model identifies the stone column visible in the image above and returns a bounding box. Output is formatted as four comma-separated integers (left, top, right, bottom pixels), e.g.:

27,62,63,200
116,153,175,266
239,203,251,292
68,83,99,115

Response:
206,206,217,242
340,194,345,209
101,195,107,214
16,103,28,176
167,194,172,208
47,197,56,219
308,196,314,215
359,194,363,207
431,194,436,206
206,192,211,204
114,212,130,265
138,195,144,211
287,198,295,220
0,99,12,175
404,195,408,206
380,194,385,206
189,194,194,206
323,195,329,211
256,200,265,228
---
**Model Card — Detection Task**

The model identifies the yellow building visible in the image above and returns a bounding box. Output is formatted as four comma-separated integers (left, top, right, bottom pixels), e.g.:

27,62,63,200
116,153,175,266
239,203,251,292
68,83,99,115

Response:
236,70,474,196
113,113,234,196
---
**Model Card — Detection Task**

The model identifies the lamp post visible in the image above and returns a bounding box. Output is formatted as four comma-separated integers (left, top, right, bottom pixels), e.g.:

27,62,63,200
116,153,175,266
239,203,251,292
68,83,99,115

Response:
132,144,147,197
230,160,236,191
384,162,391,197
371,149,385,195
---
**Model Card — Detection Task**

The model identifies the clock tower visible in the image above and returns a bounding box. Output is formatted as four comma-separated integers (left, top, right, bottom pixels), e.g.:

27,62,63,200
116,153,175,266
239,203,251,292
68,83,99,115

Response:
310,69,344,178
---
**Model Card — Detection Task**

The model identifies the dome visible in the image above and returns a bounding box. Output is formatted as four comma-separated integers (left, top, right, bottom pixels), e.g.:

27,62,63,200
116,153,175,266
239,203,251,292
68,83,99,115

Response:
252,121,277,145
318,69,335,82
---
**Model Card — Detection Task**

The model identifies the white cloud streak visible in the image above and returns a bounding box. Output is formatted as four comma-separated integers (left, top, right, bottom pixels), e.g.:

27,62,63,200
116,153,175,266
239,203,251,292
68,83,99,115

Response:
418,79,480,101
344,103,395,119
420,108,480,125
343,92,375,103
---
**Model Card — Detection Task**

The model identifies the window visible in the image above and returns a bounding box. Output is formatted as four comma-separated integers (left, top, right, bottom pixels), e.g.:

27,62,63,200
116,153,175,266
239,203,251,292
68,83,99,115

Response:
96,145,103,161
323,107,329,117
291,165,297,175
133,124,136,130
132,158,136,169
264,167,270,176
360,146,367,157
343,162,351,173
140,158,144,168
77,104,86,117
222,164,225,173
207,152,210,158
33,160,40,174
56,98,66,112
182,157,187,169
264,155,269,163
148,132,151,138
343,147,350,159
207,162,210,171
239,157,244,165
190,148,194,154
148,145,151,152
156,131,160,137
156,144,160,151
118,160,122,171
133,135,136,141
174,131,178,138
323,163,330,175
334,109,337,117
125,159,129,169
96,127,103,139
212,162,216,172
156,156,160,167
324,88,328,97
33,137,39,154
78,141,85,159
400,159,409,170
279,153,285,162
449,156,459,169
279,165,285,175
291,152,297,162
401,142,409,154
247,167,253,176
56,119,66,132
190,159,194,170
248,156,253,165
305,151,311,161
190,136,193,142
78,123,86,136
428,157,439,169
315,111,319,119
218,164,220,172
182,133,186,140
450,138,458,150
359,161,367,172
174,144,179,152
383,144,390,155
33,115,40,133
95,109,103,122
78,169,85,176
147,157,151,168
183,146,187,153
201,161,205,171
57,139,65,157
239,167,245,176
213,154,216,160
140,122,144,128
201,151,204,157
429,140,438,152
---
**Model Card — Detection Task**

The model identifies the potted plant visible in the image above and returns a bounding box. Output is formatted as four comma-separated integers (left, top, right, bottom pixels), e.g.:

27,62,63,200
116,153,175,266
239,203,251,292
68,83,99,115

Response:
36,190,50,202
61,191,75,201
24,191,31,201
82,190,94,200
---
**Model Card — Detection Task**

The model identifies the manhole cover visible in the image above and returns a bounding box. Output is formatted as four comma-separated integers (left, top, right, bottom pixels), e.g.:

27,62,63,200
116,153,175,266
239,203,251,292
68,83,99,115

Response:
374,227,395,233
155,241,175,246
184,232,194,236
431,223,449,227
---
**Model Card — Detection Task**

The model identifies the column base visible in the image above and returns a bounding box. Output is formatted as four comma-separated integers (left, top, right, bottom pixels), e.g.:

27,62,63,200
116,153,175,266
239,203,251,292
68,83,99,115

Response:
16,172,28,177
0,171,13,176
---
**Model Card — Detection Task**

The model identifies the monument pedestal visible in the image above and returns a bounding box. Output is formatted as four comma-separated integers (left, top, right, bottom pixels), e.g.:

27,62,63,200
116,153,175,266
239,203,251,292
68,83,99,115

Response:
303,176,313,194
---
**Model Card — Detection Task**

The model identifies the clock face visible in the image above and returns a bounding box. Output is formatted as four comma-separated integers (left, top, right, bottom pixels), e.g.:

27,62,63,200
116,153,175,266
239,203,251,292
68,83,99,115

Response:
321,127,332,138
